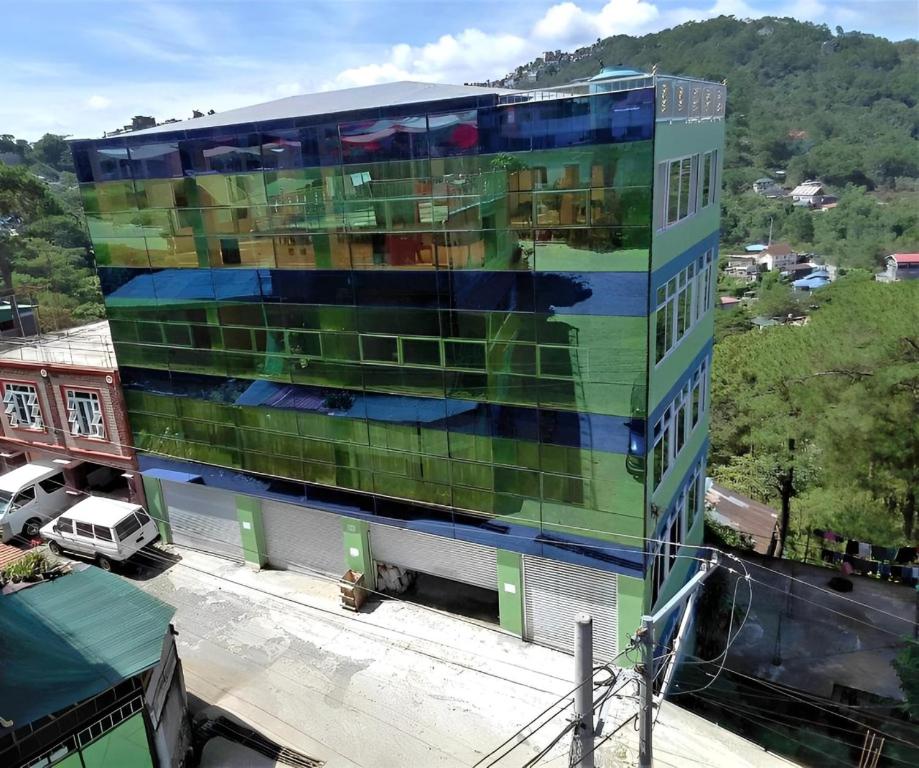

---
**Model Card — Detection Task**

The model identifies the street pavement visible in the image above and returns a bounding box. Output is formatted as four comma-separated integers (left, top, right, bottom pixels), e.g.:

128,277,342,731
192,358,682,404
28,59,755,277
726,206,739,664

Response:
125,546,799,768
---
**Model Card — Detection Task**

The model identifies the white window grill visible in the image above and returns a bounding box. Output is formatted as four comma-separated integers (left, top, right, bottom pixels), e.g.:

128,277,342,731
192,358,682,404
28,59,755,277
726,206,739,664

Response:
3,383,43,429
66,390,104,438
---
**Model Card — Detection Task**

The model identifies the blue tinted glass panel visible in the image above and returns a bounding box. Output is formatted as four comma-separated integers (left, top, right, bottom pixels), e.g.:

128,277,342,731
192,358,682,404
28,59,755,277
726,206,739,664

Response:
446,272,534,312
428,110,479,157
179,132,264,175
534,272,647,316
127,139,183,179
338,116,429,163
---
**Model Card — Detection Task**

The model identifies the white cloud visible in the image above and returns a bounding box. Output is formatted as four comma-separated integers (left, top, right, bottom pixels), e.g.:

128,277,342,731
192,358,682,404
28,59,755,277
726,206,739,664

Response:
86,95,111,110
533,1,660,44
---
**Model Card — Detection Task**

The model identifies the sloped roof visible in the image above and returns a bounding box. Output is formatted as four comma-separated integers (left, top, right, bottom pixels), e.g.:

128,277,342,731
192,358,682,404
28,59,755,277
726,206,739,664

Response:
0,566,174,731
763,242,793,256
791,181,824,196
122,81,512,137
892,253,919,265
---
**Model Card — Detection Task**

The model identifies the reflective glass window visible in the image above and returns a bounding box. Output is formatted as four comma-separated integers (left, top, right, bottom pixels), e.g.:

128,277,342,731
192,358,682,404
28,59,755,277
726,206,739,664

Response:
444,340,486,370
339,116,429,163
179,132,264,175
128,140,182,178
428,110,479,157
72,142,132,182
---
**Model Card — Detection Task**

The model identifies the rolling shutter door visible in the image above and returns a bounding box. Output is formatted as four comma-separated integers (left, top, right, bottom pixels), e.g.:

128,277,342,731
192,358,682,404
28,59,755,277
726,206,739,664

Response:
262,499,345,577
162,481,242,560
369,525,497,590
523,556,618,660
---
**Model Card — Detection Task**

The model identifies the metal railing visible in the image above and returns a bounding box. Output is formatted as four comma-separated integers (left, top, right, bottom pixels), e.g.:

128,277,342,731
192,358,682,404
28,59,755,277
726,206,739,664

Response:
497,73,726,123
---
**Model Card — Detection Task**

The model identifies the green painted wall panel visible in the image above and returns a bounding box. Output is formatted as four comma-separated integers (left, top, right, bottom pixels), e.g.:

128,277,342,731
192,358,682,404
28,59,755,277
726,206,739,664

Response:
141,475,171,543
80,713,153,768
616,573,644,663
235,495,267,567
342,518,375,590
496,550,524,636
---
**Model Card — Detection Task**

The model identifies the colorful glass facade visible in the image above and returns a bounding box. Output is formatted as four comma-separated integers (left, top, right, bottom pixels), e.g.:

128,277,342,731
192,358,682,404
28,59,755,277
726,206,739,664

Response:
73,82,719,583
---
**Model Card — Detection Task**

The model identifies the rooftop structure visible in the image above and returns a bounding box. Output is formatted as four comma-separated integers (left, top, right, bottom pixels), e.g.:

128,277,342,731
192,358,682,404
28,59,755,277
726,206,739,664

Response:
0,320,115,368
0,565,174,731
73,73,725,661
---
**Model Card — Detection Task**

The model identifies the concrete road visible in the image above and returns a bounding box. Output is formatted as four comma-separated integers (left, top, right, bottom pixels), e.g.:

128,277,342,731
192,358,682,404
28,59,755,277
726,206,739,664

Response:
125,547,799,768
128,547,620,767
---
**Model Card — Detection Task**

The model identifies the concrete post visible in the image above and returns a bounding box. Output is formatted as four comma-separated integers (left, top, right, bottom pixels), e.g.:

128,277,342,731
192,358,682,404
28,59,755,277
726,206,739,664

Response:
572,613,595,768
638,616,654,768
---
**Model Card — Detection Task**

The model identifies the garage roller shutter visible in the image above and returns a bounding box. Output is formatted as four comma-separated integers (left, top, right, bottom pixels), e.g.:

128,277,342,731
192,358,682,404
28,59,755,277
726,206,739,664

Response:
262,499,345,577
369,525,497,590
523,556,618,660
162,481,242,560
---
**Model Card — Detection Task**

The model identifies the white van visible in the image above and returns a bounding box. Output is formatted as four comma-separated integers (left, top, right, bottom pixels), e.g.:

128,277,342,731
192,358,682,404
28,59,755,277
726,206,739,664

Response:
0,462,72,542
40,496,159,570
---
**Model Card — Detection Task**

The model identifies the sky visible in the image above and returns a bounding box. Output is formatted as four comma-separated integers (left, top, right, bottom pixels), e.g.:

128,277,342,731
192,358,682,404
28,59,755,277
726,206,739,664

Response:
1,0,916,141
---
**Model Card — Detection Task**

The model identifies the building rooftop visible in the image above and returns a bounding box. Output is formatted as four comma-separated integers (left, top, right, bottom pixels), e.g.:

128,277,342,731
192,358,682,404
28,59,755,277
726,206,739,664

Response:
0,565,174,732
892,253,919,265
123,81,516,137
89,72,725,141
0,320,115,369
706,482,778,554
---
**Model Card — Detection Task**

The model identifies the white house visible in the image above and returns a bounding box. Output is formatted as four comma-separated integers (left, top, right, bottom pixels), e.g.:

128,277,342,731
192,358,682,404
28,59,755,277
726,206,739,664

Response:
757,242,798,272
790,181,826,206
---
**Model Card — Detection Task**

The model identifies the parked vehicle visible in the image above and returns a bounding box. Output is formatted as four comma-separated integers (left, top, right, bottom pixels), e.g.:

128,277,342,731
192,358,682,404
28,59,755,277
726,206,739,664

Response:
0,462,72,542
40,496,159,570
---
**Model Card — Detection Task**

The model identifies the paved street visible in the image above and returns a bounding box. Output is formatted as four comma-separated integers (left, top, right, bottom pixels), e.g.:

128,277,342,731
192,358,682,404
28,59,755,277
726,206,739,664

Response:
123,546,798,768
128,546,618,767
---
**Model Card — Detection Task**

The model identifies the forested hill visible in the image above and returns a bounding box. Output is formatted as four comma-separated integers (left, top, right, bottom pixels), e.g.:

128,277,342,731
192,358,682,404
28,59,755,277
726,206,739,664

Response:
509,17,918,195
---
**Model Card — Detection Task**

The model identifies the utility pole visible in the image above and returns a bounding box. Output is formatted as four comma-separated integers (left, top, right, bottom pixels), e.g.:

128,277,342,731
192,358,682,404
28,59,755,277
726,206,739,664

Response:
571,613,595,768
638,553,720,768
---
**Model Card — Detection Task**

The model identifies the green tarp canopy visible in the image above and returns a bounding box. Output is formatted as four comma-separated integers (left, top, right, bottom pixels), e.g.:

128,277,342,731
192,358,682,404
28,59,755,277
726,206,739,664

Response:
0,566,175,732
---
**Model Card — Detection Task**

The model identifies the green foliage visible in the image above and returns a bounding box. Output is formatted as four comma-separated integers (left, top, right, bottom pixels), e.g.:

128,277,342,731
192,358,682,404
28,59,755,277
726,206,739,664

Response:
711,276,919,548
533,16,918,268
894,639,919,720
704,510,755,551
0,155,102,331
2,551,49,581
31,134,73,172
23,214,89,249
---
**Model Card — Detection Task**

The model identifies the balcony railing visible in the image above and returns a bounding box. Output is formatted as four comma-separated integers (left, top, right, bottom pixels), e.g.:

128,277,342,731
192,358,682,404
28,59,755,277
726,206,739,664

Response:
497,73,726,123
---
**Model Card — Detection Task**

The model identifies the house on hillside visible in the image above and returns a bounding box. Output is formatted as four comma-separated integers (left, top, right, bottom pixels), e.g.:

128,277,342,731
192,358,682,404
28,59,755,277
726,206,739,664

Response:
752,178,784,197
0,565,189,768
718,296,742,310
756,242,798,272
876,253,919,282
723,254,759,283
790,180,826,207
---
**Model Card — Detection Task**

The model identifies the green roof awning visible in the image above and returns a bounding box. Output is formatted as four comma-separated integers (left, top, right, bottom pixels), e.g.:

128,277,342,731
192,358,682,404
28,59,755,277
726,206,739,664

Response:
0,566,175,731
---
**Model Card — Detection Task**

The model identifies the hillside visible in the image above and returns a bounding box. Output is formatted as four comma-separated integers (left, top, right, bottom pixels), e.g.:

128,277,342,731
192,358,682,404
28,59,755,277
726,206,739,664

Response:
494,16,919,266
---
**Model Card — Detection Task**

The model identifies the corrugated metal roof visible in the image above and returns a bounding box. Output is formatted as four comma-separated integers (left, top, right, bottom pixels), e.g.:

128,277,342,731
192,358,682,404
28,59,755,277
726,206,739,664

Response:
123,81,512,137
892,253,919,264
0,566,174,731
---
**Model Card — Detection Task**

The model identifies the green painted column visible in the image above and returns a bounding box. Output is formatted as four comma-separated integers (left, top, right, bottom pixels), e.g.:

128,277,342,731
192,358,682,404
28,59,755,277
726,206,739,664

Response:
342,518,375,589
235,495,267,568
141,475,172,544
497,550,524,636
617,574,646,666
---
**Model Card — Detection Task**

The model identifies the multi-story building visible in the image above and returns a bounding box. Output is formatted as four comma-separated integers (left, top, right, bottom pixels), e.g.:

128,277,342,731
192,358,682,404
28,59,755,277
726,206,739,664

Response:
71,75,724,660
0,321,144,502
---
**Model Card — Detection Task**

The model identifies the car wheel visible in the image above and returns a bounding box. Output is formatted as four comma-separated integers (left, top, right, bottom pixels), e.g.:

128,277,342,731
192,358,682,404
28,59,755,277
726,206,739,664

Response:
48,541,63,556
96,555,113,572
22,518,42,538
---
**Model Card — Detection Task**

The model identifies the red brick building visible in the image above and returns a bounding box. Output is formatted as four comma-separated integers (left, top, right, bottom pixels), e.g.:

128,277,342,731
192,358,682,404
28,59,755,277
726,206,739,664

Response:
0,321,144,503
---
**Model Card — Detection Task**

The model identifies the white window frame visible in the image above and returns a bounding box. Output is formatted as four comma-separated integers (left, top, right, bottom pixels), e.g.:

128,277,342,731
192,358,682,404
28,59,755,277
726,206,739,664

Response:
655,257,709,367
656,154,700,231
651,357,710,491
66,389,105,438
3,382,44,430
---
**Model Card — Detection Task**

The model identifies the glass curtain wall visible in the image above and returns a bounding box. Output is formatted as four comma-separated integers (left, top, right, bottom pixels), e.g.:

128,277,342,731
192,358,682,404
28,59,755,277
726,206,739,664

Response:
77,88,656,548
